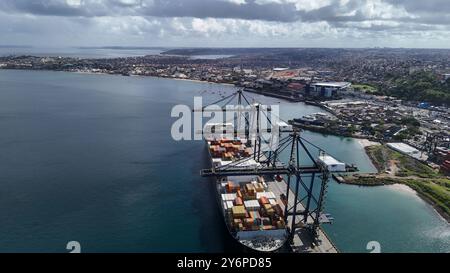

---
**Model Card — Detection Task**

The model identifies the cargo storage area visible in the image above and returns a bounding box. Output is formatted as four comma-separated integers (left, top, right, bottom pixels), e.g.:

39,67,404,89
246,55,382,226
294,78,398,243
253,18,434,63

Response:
207,136,289,251
220,176,286,233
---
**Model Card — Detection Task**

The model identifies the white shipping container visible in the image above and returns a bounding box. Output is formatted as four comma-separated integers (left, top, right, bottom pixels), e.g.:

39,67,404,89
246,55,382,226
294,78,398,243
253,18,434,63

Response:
222,193,237,201
226,201,234,210
257,192,276,199
244,200,260,210
262,182,268,190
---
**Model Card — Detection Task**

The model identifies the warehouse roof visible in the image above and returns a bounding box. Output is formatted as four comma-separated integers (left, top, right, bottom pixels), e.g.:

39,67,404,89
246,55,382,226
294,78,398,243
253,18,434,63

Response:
318,154,345,166
387,142,419,154
312,82,351,88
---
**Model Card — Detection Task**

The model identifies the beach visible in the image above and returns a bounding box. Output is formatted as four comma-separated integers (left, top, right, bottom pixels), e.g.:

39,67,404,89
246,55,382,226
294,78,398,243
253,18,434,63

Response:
357,138,381,148
385,184,418,195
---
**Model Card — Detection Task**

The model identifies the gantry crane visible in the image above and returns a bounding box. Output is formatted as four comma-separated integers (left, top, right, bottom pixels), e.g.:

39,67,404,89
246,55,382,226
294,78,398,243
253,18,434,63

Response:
196,89,349,246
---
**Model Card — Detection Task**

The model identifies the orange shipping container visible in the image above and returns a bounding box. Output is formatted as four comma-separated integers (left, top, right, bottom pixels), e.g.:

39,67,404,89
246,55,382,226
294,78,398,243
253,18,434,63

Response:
255,183,264,192
237,190,243,198
259,196,270,205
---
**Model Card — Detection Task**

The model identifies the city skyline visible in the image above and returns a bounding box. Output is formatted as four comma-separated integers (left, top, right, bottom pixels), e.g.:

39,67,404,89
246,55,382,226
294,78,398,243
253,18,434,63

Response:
0,0,449,49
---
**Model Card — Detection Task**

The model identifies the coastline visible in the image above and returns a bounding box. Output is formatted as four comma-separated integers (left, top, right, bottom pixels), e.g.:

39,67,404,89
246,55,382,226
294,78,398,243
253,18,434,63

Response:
0,68,238,87
169,77,235,86
357,138,381,148
385,183,417,195
344,142,450,222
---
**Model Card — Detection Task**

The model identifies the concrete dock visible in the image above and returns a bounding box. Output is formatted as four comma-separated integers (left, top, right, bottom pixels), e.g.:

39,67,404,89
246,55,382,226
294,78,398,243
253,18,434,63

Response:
266,178,338,253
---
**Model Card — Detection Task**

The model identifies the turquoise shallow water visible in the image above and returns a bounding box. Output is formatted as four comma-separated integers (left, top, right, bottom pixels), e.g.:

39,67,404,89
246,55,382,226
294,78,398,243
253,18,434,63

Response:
0,69,448,252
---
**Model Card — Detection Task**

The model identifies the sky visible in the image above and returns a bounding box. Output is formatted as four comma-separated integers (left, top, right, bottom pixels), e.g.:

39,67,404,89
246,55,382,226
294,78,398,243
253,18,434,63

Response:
0,0,449,48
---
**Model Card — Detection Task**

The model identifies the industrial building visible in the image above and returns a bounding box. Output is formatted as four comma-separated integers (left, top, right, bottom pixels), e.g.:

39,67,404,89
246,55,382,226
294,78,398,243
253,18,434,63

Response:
387,142,421,159
307,82,351,98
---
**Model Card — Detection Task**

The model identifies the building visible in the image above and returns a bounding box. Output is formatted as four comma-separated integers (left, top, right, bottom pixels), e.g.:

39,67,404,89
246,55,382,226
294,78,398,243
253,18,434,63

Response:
307,82,351,98
273,67,289,72
387,142,421,159
434,147,450,164
317,154,346,172
287,82,305,92
418,102,430,109
441,153,450,174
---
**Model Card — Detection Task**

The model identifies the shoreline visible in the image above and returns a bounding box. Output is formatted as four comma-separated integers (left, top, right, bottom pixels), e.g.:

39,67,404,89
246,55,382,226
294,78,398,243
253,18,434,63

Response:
341,176,450,222
385,183,417,195
345,143,450,223
357,138,381,148
169,77,235,86
69,70,237,87
0,68,238,87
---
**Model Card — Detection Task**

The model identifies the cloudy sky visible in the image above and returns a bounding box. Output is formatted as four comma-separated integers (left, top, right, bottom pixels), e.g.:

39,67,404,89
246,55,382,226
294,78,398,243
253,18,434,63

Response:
0,0,449,48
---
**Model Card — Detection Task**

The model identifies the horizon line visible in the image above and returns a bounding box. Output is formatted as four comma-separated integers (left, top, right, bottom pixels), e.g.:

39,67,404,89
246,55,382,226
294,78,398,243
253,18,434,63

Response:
1,45,450,50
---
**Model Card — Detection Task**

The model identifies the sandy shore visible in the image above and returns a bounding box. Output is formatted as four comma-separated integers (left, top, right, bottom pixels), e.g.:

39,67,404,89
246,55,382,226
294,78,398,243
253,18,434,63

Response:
385,183,417,195
170,77,235,86
357,138,381,148
67,70,237,86
386,183,449,222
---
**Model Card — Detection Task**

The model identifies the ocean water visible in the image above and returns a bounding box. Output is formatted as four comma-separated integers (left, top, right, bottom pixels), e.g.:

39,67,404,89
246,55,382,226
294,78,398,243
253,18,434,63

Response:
0,47,232,59
0,47,165,59
0,69,448,253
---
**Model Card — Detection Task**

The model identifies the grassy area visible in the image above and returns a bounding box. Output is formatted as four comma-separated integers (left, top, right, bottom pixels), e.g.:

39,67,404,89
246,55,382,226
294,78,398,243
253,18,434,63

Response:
352,83,378,93
365,145,389,171
366,145,438,178
344,176,395,186
396,155,440,178
354,145,450,221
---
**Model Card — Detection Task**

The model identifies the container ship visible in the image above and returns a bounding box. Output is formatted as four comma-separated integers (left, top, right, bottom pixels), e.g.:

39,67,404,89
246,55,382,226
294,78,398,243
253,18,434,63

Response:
204,123,288,252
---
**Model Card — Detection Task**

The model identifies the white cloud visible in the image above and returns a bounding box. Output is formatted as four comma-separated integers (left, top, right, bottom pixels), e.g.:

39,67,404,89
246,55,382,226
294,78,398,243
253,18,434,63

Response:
0,0,449,48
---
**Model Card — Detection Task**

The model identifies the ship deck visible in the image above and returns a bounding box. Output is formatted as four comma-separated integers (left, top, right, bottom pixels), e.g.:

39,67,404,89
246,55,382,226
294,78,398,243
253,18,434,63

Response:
204,133,338,253
266,178,338,253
